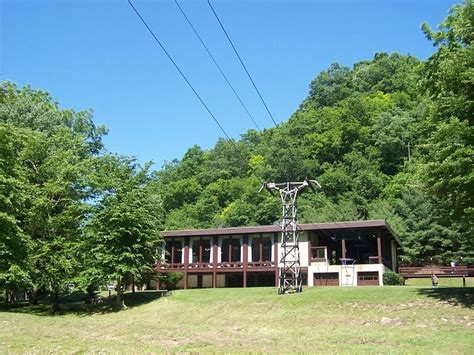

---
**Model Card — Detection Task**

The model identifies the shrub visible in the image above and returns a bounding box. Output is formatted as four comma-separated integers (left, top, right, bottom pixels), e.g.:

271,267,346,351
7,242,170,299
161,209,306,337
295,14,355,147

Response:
383,271,404,285
158,272,184,290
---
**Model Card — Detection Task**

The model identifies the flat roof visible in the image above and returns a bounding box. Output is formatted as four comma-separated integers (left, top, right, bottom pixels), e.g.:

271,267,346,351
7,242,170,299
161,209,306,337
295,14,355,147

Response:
162,220,401,245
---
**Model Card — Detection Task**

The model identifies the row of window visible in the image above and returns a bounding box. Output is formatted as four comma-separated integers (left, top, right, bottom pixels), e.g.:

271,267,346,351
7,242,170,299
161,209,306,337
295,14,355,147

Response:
164,237,273,264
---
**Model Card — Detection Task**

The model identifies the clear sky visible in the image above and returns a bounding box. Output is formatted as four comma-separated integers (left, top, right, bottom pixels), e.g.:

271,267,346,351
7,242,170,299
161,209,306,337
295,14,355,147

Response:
2,0,458,168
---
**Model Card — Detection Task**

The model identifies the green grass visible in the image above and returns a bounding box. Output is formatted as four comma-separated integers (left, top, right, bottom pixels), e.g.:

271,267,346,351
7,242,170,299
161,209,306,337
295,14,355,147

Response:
1,286,473,353
405,277,474,287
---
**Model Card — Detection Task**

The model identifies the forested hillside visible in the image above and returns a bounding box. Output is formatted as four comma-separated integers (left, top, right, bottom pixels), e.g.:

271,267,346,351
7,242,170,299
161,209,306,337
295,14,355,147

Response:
0,1,472,309
157,2,473,265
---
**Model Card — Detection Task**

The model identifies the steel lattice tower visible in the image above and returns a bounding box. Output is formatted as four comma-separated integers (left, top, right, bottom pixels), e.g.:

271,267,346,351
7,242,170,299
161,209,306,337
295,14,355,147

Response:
260,179,321,294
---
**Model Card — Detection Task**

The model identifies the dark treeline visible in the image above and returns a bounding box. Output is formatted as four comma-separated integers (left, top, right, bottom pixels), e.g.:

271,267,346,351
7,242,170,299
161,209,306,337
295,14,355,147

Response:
0,1,472,310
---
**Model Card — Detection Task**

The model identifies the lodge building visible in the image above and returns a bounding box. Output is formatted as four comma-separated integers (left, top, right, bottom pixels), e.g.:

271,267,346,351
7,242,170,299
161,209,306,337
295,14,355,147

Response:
155,220,401,288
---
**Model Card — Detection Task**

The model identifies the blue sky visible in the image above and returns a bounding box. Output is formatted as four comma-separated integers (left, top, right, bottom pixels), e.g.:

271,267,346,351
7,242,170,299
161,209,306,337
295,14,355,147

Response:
2,0,458,168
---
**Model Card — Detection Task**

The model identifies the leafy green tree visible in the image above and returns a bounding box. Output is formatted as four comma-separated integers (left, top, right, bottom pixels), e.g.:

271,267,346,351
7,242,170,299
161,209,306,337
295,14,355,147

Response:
1,82,106,311
372,110,416,175
25,128,97,312
419,0,473,232
308,63,352,108
421,1,474,124
299,193,361,223
0,124,33,301
83,157,163,309
0,82,106,152
161,178,202,211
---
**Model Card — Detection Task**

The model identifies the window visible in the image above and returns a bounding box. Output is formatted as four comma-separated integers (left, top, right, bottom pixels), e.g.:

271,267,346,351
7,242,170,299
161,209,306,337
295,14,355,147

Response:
251,236,273,262
221,237,241,262
192,238,211,263
165,239,182,264
311,246,327,261
358,272,378,280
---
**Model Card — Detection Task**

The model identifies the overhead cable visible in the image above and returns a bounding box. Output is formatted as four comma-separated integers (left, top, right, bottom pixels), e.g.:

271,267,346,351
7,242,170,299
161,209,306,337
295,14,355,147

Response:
207,0,278,127
175,0,261,131
127,0,232,140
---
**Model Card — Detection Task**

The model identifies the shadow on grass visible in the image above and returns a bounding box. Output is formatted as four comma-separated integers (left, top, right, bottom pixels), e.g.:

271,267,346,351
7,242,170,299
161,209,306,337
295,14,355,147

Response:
416,287,474,308
0,290,168,316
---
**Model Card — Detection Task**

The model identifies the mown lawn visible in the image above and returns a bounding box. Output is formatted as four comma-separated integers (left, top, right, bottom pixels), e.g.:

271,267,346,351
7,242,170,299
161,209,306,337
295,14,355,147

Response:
405,277,474,287
0,286,473,353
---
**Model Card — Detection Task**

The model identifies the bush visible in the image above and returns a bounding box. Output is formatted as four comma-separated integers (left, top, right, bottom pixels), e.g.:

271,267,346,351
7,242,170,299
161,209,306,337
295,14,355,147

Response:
158,272,184,290
383,271,404,285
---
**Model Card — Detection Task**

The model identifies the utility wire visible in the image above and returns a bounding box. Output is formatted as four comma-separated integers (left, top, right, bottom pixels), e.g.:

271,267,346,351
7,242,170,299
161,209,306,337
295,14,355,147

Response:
175,0,261,131
127,0,232,140
207,0,278,127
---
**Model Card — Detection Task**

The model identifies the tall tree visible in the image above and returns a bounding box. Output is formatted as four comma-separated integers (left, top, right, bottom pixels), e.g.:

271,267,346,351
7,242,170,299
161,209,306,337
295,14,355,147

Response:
0,82,106,311
0,124,33,301
83,156,163,309
420,0,474,231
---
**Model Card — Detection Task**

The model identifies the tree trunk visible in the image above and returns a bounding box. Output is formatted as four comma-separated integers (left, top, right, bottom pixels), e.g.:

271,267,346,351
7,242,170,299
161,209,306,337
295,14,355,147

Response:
87,284,96,301
131,275,135,296
49,290,60,315
115,278,127,310
28,288,38,306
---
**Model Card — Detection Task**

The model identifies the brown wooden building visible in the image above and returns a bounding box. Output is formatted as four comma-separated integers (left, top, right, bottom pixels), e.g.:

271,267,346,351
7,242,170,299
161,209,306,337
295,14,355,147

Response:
155,219,401,288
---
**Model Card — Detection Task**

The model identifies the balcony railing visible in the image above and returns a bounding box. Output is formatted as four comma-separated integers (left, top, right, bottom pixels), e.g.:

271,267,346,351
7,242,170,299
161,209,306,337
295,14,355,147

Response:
248,261,274,268
368,256,391,268
188,262,213,269
217,261,243,268
158,262,185,270
158,260,275,270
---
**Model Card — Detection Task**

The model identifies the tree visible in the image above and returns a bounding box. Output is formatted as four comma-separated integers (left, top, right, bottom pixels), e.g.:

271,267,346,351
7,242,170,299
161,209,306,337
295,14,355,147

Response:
0,82,106,311
420,0,474,231
25,128,97,312
0,124,33,302
83,156,163,309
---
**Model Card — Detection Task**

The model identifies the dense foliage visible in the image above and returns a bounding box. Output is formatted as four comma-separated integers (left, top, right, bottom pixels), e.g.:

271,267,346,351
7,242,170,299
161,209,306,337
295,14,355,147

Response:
0,86,163,310
0,1,472,308
383,272,405,286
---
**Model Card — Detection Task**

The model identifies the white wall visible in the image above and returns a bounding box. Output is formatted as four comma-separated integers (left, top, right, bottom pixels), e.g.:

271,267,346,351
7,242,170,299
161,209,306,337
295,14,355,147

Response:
299,232,309,267
308,263,386,287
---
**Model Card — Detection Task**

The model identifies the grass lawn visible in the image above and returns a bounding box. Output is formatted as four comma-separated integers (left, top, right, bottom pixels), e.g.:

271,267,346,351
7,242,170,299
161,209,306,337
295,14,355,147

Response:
0,286,473,353
405,277,474,287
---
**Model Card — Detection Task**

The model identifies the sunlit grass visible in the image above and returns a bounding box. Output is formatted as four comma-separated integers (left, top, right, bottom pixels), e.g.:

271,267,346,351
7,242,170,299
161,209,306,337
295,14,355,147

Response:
405,277,473,287
1,286,473,353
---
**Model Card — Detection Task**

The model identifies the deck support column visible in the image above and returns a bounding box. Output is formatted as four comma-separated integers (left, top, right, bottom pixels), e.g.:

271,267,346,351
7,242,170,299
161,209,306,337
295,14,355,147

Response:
377,232,382,265
243,236,248,288
274,233,279,287
184,242,189,289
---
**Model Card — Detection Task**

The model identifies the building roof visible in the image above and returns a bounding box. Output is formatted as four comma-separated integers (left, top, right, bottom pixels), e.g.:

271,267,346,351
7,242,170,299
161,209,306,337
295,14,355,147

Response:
162,219,401,246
